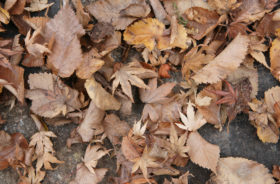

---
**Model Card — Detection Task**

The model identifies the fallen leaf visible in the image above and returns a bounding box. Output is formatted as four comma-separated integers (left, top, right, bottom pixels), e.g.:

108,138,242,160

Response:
77,101,105,142
85,77,121,110
111,61,157,102
26,72,82,118
88,22,114,43
9,0,26,15
29,131,63,171
159,64,171,78
273,165,280,182
149,0,167,23
187,131,220,173
87,0,150,30
121,136,140,161
72,0,90,27
43,5,85,77
192,34,249,84
0,7,10,24
24,0,54,12
208,157,275,184
270,37,280,81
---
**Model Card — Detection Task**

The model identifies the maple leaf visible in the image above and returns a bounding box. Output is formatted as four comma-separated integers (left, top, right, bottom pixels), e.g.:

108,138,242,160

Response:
29,131,63,171
139,78,176,122
26,73,82,118
187,131,220,173
43,5,85,78
177,102,207,131
208,157,275,184
87,0,150,30
132,119,147,138
83,144,110,174
131,146,161,181
19,166,46,184
85,77,121,111
77,101,105,142
192,34,249,84
24,0,54,12
111,61,157,102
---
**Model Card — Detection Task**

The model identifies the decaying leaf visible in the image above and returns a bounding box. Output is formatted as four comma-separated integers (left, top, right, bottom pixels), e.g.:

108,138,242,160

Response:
26,73,82,118
87,0,150,30
85,77,121,111
192,34,249,84
29,131,63,171
208,157,275,184
43,6,85,77
111,61,157,102
187,131,220,173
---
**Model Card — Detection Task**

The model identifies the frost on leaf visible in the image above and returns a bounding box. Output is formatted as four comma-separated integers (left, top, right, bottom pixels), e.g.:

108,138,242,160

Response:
29,131,63,171
26,73,82,118
43,6,85,78
208,157,275,184
192,34,249,84
187,131,220,173
111,61,157,102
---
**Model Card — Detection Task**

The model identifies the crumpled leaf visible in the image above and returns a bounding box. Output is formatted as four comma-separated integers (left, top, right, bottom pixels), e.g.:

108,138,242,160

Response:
87,0,150,30
187,131,220,173
26,72,82,118
83,144,110,174
111,61,157,102
77,101,105,142
0,59,24,103
29,131,63,171
177,102,207,131
43,5,85,77
192,34,249,84
24,0,54,12
208,157,275,184
140,78,176,122
85,77,121,111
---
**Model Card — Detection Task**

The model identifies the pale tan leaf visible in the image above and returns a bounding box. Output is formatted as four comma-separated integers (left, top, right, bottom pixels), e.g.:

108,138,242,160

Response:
43,6,85,77
187,131,220,173
85,77,121,111
270,38,280,81
24,0,54,12
192,34,249,84
264,86,280,113
209,157,275,184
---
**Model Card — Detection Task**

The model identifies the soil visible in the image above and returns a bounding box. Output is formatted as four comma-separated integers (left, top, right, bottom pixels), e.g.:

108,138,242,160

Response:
0,1,280,184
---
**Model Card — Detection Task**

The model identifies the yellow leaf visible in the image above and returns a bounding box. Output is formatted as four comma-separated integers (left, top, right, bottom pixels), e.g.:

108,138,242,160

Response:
0,7,10,24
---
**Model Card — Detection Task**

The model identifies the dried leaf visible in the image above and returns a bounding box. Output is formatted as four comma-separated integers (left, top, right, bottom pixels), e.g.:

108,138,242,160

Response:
177,102,207,131
111,61,157,102
77,101,105,142
149,0,167,22
43,6,85,77
208,157,275,184
72,0,90,27
192,34,249,84
270,37,280,81
87,0,150,30
85,77,121,110
26,73,82,118
187,131,220,173
24,0,54,12
121,136,140,161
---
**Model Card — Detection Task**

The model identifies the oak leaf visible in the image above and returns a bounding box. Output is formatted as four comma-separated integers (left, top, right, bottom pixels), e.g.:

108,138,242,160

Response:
85,77,121,111
208,157,275,184
26,73,82,118
187,131,220,173
192,34,249,84
87,0,150,30
43,6,85,77
111,61,157,102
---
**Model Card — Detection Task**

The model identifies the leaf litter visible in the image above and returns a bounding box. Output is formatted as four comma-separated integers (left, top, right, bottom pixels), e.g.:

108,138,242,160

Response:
0,0,280,183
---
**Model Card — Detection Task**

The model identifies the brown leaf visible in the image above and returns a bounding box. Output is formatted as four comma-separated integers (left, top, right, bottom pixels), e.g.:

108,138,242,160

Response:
24,0,54,12
273,165,280,182
159,64,171,78
270,37,280,81
103,114,130,146
0,131,29,170
149,0,167,22
77,101,105,142
9,0,26,15
43,6,85,77
121,136,140,161
208,157,275,184
0,59,24,103
187,131,220,173
87,0,150,30
85,77,121,110
26,72,82,118
72,0,91,27
192,34,249,84
88,22,114,43
111,61,157,102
